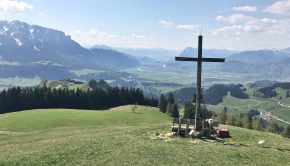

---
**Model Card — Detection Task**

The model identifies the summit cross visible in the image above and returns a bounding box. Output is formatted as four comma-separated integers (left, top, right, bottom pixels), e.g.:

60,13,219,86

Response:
175,35,225,130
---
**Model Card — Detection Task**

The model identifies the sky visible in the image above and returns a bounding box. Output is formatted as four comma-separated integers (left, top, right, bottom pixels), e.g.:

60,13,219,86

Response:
0,0,290,50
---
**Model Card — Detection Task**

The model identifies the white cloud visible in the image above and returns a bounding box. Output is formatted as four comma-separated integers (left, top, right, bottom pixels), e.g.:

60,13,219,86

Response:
213,14,278,36
177,24,199,30
211,11,290,50
131,34,146,40
212,25,243,36
216,14,253,24
232,6,257,12
263,0,290,16
70,29,155,48
159,20,174,28
0,0,33,12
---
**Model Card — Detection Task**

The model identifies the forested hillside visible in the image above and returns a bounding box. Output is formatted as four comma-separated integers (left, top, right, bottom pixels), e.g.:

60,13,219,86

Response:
0,85,157,114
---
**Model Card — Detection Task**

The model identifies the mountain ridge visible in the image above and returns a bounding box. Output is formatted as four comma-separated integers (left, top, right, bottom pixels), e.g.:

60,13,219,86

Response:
0,20,140,79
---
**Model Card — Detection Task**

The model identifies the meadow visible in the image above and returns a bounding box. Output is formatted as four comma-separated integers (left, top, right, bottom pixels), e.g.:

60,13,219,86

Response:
0,105,290,165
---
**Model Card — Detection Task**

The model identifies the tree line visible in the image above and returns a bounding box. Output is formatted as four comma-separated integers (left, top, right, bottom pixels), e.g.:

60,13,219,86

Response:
0,86,158,114
159,93,179,118
158,92,290,138
215,109,290,139
159,92,213,120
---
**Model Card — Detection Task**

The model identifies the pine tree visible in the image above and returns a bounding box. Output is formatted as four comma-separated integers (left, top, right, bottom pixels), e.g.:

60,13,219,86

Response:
183,102,194,119
159,94,167,113
166,103,173,115
170,104,179,118
167,92,175,105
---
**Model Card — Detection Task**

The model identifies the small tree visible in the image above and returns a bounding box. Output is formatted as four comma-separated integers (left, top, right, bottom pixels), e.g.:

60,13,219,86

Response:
166,103,173,115
170,104,179,118
159,94,167,113
286,91,290,98
131,103,138,113
236,118,243,127
167,92,175,105
219,110,228,124
183,101,194,119
283,125,290,138
267,122,279,133
228,113,237,126
241,115,250,129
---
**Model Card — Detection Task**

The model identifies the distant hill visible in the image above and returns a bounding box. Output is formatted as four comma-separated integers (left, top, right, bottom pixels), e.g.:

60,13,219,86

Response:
90,48,139,69
217,50,290,76
114,47,181,62
227,50,290,66
172,84,248,105
247,80,278,89
39,79,111,91
253,82,290,98
179,47,235,58
219,60,260,74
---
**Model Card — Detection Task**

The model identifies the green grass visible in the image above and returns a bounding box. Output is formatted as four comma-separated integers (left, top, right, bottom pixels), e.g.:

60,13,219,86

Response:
275,88,290,105
0,106,290,165
0,106,170,132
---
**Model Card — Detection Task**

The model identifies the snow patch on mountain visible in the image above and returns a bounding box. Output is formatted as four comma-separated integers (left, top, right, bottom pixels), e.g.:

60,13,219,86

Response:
0,60,20,66
34,46,40,51
29,28,34,33
15,38,23,46
32,60,64,67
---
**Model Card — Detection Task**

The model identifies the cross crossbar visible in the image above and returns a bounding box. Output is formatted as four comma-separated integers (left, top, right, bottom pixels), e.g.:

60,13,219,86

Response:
175,57,225,62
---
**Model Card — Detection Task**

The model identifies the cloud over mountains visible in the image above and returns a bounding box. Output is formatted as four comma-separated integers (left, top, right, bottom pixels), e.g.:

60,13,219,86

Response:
0,0,33,12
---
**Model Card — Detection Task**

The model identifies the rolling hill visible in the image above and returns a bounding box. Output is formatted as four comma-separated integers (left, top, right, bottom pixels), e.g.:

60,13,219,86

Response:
0,106,289,165
227,50,290,66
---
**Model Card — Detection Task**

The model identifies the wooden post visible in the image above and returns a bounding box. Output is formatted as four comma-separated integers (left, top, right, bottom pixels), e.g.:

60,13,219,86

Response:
186,119,189,135
195,35,202,131
178,118,182,135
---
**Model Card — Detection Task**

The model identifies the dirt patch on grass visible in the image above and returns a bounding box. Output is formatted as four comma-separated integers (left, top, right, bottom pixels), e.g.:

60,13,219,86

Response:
0,131,19,135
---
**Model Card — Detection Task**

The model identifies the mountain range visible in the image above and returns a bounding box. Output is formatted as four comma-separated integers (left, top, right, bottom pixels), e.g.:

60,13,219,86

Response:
0,20,139,78
1,20,290,81
219,50,290,77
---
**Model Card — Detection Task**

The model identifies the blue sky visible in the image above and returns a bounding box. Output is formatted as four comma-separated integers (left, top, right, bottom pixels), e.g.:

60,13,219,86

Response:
0,0,290,50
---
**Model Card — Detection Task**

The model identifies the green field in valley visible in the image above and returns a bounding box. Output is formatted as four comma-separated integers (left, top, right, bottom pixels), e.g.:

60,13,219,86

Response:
0,106,290,165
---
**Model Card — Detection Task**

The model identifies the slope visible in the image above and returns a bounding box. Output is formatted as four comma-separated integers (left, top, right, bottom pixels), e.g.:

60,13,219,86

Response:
0,105,170,132
0,106,290,165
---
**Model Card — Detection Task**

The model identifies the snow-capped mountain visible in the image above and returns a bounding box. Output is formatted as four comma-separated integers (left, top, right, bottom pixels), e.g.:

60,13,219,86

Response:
0,20,139,78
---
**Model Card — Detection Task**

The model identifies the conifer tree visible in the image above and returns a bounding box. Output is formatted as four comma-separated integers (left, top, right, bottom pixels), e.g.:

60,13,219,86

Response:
159,94,167,113
170,104,179,118
183,102,194,119
167,92,175,105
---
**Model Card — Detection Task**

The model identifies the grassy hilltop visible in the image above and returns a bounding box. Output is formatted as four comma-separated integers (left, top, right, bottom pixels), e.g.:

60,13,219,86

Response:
0,106,290,166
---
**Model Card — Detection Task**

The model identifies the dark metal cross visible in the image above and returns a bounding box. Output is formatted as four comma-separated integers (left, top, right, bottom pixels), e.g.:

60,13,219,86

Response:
175,35,225,130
